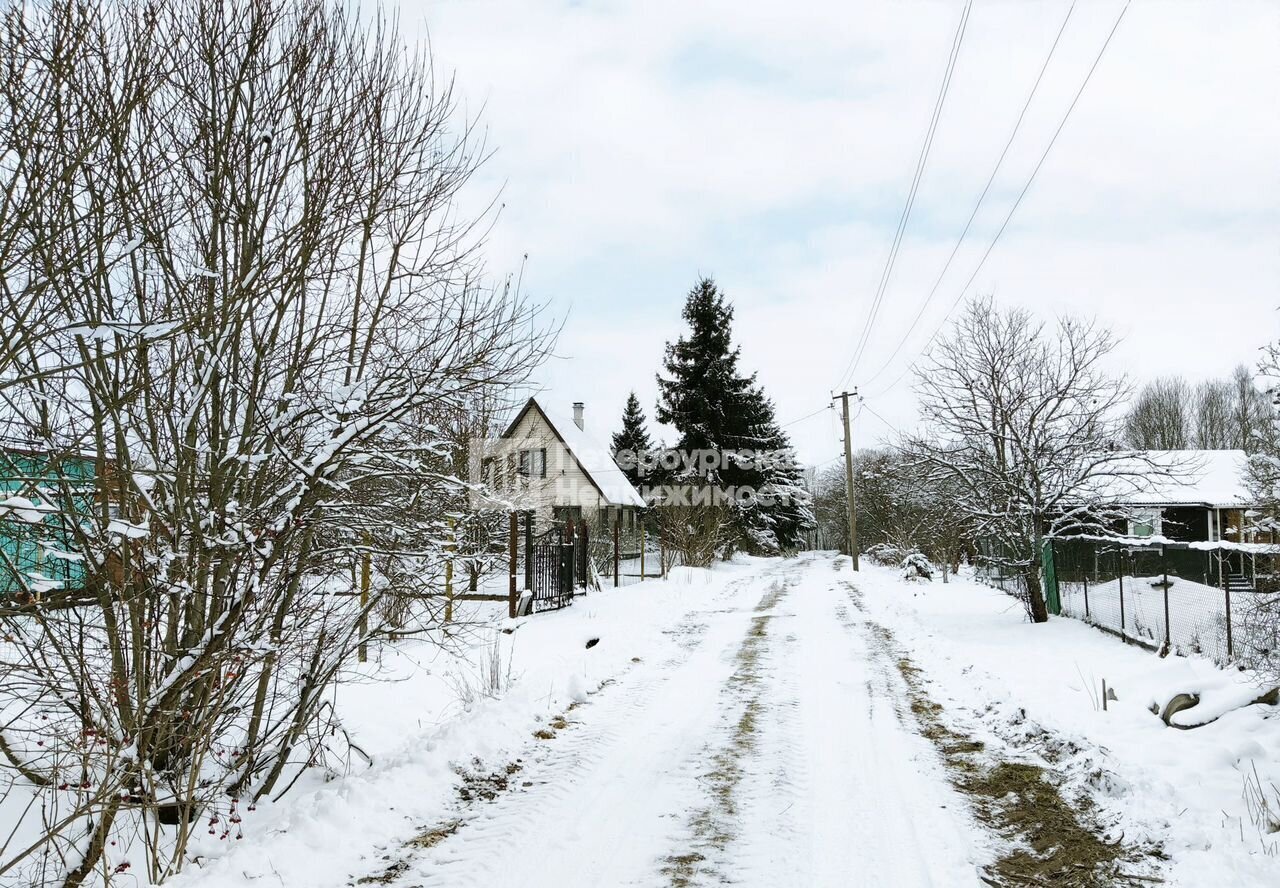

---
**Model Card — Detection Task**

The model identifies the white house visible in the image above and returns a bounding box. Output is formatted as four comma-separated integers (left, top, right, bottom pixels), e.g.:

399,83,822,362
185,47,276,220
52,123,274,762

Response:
477,397,645,535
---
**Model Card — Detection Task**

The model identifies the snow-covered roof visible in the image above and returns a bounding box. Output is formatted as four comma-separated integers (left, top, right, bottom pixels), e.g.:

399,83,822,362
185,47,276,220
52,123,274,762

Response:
505,398,645,508
1095,449,1249,508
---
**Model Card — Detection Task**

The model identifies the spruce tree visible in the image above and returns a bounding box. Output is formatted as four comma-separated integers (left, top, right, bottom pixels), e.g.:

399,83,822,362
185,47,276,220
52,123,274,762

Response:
611,391,653,489
737,385,815,553
655,276,756,475
656,276,813,553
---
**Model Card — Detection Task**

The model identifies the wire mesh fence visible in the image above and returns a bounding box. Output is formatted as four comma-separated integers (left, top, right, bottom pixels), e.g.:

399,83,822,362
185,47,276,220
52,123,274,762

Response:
972,561,1029,601
1048,538,1280,665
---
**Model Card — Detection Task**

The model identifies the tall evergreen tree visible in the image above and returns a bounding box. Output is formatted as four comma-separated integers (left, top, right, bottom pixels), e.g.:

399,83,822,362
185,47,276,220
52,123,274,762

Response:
656,276,813,553
738,385,815,552
611,391,653,489
656,276,756,464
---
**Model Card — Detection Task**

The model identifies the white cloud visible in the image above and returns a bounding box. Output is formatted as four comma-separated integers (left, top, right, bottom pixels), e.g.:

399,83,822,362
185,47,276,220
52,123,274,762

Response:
395,0,1280,463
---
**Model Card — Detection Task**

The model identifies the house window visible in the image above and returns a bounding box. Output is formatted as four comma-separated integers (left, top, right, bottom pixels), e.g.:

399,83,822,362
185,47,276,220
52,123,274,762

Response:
553,506,582,528
518,448,546,478
1129,509,1159,538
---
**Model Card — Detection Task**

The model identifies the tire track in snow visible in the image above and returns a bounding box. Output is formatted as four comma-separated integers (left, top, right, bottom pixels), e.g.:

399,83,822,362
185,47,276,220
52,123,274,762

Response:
729,555,984,887
357,562,794,888
658,572,798,886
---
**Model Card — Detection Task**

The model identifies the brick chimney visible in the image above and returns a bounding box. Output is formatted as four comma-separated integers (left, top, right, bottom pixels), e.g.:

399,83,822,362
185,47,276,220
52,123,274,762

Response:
572,402,584,430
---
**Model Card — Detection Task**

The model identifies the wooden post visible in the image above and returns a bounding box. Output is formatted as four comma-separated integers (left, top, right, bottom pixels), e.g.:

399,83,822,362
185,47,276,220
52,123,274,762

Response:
640,523,646,581
613,518,620,587
358,532,371,663
523,511,533,592
508,511,518,620
565,517,574,595
444,517,456,623
659,537,666,579
1082,572,1089,622
838,390,859,570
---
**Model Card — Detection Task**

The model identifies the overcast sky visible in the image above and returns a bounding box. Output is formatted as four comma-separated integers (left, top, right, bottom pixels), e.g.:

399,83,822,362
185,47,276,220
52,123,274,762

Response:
399,0,1280,466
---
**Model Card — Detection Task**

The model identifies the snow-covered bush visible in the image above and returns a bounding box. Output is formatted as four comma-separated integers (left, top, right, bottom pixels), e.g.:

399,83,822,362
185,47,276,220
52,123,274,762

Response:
866,543,906,567
901,553,935,582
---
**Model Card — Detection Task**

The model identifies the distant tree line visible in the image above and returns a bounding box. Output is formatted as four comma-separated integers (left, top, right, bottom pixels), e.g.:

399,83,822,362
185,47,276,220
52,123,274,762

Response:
1123,366,1272,451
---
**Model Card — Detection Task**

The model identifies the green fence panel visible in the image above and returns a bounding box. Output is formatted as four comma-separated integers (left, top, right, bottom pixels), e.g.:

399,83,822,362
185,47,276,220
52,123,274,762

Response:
1042,538,1061,616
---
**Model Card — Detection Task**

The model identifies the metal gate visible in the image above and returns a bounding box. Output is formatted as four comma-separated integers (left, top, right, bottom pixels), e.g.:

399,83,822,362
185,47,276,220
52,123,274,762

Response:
530,526,577,611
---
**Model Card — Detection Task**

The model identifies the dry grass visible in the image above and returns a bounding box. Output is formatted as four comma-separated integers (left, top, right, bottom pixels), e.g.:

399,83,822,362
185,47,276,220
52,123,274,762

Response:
870,619,1152,888
663,580,788,886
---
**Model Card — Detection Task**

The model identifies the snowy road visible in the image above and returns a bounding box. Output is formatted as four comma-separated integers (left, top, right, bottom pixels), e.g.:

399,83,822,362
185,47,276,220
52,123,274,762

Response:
385,553,986,887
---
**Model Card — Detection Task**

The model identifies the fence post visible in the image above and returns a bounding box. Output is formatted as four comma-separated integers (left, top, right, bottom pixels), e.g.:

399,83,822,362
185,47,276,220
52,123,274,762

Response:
1223,559,1234,662
579,521,589,589
1083,571,1090,622
660,537,666,579
613,518,620,588
640,522,646,581
1161,545,1171,653
444,517,455,623
508,511,518,620
358,532,371,663
565,517,575,596
1118,568,1127,643
523,511,534,591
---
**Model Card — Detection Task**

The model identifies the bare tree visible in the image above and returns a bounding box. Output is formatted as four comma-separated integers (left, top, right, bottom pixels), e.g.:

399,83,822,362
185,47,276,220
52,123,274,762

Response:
1243,346,1280,683
0,1,550,884
1193,379,1235,449
907,297,1157,623
1124,377,1191,449
655,504,733,569
1230,364,1269,451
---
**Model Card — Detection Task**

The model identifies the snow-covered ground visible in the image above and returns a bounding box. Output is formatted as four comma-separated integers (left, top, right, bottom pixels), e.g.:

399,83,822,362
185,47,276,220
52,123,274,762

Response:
861,563,1280,886
164,553,1280,888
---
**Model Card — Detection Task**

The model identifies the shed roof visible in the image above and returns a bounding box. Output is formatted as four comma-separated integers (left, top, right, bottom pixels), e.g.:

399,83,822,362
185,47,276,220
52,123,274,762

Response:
1095,449,1249,508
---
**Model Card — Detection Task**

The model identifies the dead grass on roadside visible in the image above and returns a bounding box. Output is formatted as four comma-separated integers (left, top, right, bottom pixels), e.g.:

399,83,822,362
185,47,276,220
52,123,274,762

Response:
873,621,1156,888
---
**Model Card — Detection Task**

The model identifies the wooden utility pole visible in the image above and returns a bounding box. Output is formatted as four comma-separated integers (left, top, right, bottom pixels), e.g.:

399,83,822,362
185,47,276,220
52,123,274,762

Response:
835,390,859,570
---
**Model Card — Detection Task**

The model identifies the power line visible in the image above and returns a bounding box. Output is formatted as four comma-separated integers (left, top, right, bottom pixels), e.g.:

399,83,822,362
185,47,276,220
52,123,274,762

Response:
865,0,1132,400
860,1,1077,391
837,0,971,390
834,0,973,392
860,399,905,437
781,404,832,428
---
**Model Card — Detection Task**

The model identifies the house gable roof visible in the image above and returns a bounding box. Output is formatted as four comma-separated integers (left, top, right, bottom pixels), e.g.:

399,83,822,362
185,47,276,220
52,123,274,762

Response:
501,397,645,508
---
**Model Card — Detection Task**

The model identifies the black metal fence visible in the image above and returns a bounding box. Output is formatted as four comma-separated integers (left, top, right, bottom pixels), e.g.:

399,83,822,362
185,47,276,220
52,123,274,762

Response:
525,524,579,612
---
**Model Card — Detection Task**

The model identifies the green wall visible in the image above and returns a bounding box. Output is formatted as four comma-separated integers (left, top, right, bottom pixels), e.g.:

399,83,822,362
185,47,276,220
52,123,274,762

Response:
0,448,97,598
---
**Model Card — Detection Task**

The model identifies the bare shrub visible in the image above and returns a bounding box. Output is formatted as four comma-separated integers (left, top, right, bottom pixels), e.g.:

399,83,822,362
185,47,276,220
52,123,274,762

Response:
0,1,549,883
